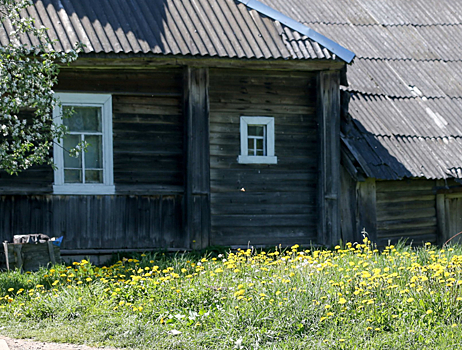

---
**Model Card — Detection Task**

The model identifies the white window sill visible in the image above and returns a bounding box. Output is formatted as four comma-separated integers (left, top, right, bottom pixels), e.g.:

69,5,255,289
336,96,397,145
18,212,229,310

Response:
238,155,278,164
53,185,115,195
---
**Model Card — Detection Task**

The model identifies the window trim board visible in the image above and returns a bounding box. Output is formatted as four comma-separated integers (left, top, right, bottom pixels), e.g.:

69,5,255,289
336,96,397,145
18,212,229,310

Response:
238,116,277,164
53,93,114,195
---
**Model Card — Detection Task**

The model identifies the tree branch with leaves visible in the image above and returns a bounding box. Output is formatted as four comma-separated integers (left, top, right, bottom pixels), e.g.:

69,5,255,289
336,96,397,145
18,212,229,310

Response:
0,0,81,175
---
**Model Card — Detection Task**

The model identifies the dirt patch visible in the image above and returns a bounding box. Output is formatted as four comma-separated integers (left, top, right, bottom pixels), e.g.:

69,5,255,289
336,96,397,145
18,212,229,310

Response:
0,336,124,350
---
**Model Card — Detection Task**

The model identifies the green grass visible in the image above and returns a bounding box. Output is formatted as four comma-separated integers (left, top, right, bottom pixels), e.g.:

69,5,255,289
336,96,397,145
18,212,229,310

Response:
1,241,462,349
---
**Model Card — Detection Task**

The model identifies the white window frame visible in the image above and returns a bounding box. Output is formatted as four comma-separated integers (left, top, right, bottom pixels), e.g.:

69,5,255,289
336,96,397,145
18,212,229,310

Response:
53,93,115,195
238,116,277,164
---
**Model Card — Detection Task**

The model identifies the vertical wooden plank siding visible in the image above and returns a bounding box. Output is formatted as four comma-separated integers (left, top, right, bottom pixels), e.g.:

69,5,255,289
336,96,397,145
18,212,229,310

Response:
375,180,437,246
436,179,448,245
443,193,462,244
340,166,359,243
356,178,377,242
209,69,319,247
316,71,341,246
0,195,184,249
184,67,211,249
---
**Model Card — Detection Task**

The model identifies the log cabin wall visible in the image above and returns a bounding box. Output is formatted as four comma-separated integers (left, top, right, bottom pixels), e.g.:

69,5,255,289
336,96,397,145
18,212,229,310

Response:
208,69,319,247
375,180,438,246
0,68,186,250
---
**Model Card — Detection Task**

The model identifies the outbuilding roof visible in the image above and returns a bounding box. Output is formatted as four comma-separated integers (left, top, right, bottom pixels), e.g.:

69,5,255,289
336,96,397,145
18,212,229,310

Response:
0,0,353,62
261,0,462,180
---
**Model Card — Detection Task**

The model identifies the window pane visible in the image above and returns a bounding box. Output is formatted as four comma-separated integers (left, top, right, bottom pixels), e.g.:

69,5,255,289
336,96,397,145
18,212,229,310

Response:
63,106,102,132
256,150,264,156
248,125,264,137
63,134,81,168
85,170,103,183
255,126,264,136
85,135,102,169
248,138,253,151
256,138,264,150
64,169,82,183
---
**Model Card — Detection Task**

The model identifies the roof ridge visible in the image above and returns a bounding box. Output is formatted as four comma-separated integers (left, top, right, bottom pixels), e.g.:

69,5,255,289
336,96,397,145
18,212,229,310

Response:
355,57,462,63
302,21,462,27
353,133,462,141
345,90,462,100
237,0,355,62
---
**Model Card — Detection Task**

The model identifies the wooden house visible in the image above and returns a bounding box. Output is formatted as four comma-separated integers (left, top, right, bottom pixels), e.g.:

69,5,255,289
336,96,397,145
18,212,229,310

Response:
0,0,355,260
261,0,462,246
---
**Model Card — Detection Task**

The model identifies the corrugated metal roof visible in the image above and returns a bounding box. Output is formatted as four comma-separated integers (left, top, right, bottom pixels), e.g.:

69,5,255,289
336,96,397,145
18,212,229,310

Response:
260,0,462,180
342,129,462,180
0,0,348,61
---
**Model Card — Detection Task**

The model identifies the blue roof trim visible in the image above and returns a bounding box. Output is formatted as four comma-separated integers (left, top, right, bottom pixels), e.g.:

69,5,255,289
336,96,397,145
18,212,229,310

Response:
238,0,356,63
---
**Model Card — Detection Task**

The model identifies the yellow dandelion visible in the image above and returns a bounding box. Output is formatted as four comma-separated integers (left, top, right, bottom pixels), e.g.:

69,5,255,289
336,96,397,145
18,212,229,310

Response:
338,297,347,305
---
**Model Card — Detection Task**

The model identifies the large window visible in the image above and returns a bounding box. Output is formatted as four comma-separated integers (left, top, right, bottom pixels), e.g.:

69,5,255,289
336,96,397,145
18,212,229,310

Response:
238,116,277,164
53,93,114,194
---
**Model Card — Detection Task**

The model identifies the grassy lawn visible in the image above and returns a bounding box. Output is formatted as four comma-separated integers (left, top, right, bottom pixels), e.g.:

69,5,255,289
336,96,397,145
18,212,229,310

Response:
1,240,462,349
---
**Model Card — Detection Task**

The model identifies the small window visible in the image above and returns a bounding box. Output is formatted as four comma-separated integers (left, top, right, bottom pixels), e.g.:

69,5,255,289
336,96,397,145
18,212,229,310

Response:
238,116,277,164
53,93,114,194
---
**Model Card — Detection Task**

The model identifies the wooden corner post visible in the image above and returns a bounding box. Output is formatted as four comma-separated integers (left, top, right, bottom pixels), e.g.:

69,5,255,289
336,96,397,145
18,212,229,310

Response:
184,67,211,250
316,71,341,247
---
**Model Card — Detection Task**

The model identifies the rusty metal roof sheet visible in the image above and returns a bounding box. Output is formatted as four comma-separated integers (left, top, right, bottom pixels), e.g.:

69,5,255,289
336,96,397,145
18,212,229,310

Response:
260,0,462,180
0,0,354,61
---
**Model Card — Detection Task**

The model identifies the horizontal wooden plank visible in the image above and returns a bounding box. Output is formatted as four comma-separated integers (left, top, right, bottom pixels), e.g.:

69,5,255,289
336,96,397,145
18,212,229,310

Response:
113,113,182,125
115,184,184,195
115,172,183,184
113,95,181,106
376,200,436,212
378,226,437,239
57,69,183,95
210,113,317,126
114,103,181,115
376,207,436,222
211,171,316,184
210,68,317,80
211,191,316,205
376,191,435,203
211,181,315,193
210,226,317,247
114,122,182,134
376,180,435,192
377,217,437,231
0,187,53,195
208,95,316,108
212,214,316,227
211,203,316,215
210,103,314,115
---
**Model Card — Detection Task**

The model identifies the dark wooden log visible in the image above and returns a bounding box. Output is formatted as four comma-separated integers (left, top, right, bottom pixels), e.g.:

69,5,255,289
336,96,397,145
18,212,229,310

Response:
184,67,211,250
316,70,341,246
